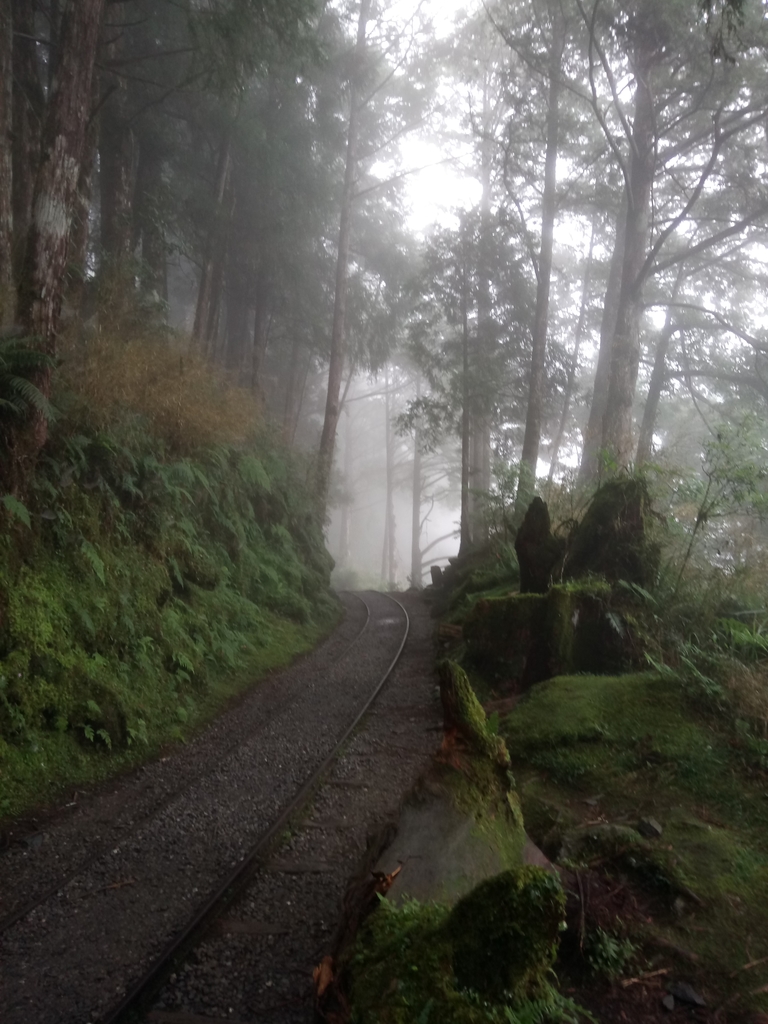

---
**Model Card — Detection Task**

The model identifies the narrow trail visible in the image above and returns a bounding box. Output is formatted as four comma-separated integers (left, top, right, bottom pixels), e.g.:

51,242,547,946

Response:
0,591,440,1024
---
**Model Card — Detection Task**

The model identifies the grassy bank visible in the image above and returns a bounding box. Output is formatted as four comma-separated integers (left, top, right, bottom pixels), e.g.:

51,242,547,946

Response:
0,336,337,821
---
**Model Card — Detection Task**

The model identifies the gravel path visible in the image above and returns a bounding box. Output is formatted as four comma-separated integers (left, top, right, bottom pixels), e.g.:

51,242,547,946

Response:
0,590,437,1024
146,588,439,1024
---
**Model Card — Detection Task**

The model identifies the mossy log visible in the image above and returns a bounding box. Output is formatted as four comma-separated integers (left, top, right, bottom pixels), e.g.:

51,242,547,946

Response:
438,659,510,767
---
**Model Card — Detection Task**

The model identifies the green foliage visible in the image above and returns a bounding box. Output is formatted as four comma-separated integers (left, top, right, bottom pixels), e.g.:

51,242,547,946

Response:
2,494,31,528
583,928,638,981
0,337,56,423
673,418,768,593
0,417,336,818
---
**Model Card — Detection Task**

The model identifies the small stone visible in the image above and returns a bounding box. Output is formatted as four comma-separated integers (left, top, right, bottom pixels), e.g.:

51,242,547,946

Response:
668,981,706,1006
637,816,663,839
673,897,686,916
584,795,602,807
662,994,675,1011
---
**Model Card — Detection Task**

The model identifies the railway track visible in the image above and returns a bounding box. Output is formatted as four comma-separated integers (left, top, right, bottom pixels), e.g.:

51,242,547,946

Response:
0,590,438,1024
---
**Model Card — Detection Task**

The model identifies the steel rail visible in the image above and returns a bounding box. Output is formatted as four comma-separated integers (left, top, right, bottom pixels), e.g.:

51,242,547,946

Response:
101,590,409,1024
0,592,372,938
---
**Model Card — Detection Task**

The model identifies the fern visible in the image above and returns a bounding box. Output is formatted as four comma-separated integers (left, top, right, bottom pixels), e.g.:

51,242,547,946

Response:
80,539,106,584
2,494,31,528
238,454,272,493
0,338,56,422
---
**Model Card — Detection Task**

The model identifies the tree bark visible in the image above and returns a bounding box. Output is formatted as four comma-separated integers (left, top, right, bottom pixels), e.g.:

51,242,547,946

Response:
548,215,596,484
17,0,105,354
250,268,270,391
381,366,397,587
517,0,565,512
601,45,657,469
192,130,233,349
459,255,472,556
578,189,627,485
469,66,495,545
66,103,99,319
635,266,684,466
282,337,310,447
410,376,423,587
133,138,167,301
0,0,13,325
11,0,44,284
315,0,370,512
99,3,135,271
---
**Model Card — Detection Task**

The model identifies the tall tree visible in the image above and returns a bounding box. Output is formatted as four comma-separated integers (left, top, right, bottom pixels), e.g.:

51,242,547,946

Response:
316,0,371,512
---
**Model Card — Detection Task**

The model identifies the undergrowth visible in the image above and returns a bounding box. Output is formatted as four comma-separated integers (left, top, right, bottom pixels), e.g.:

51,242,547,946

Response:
0,332,337,820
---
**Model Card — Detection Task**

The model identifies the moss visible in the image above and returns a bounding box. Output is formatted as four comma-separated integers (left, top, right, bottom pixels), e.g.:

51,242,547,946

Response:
463,594,547,684
448,867,566,1002
562,477,661,588
438,659,510,767
346,873,577,1024
463,583,636,690
497,669,768,1010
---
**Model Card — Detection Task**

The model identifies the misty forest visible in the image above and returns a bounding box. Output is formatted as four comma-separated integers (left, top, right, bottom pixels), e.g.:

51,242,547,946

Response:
7,0,768,1020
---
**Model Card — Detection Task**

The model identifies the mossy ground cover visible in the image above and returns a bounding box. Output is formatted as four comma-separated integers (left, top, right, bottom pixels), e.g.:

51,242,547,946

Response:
0,418,338,821
502,671,768,1016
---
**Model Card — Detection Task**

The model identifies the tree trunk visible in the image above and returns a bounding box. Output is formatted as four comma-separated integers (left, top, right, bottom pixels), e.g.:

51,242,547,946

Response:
192,130,233,348
548,216,596,484
315,0,370,511
517,0,565,513
99,3,135,272
410,376,423,587
469,66,495,545
133,138,167,301
381,366,397,588
17,0,105,353
338,408,353,568
459,257,472,556
11,0,44,284
577,189,627,485
250,268,270,392
601,47,657,469
636,266,684,466
283,338,310,447
0,0,13,325
66,105,99,319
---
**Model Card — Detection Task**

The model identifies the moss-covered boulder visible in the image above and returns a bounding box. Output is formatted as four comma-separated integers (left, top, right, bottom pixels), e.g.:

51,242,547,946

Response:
448,866,566,1002
562,478,661,588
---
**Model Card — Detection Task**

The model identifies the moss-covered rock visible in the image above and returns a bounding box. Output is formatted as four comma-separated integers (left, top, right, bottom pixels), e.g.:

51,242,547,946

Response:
448,866,566,1002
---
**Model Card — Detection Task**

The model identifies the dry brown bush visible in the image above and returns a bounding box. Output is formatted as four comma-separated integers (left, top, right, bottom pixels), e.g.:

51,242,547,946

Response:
59,330,261,452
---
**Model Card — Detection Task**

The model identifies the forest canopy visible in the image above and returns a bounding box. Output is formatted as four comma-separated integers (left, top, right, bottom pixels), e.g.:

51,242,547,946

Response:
1,0,768,586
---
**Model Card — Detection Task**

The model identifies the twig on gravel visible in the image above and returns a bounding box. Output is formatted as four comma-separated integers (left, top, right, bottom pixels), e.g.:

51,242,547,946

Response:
94,878,138,893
